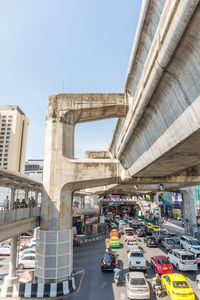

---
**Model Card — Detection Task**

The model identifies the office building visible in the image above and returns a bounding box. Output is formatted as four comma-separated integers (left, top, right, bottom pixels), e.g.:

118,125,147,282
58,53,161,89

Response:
24,159,43,182
0,106,29,173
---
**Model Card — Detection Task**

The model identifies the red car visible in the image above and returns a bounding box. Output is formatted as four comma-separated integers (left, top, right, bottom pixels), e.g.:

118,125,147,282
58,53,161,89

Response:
151,256,173,274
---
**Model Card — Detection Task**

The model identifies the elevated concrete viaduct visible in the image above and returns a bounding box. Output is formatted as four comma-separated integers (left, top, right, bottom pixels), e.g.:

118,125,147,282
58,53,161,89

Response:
110,0,200,180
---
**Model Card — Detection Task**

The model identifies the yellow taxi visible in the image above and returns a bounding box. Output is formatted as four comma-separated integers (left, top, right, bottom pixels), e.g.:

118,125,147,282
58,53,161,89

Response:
161,273,195,300
109,237,120,248
151,225,161,232
145,223,153,228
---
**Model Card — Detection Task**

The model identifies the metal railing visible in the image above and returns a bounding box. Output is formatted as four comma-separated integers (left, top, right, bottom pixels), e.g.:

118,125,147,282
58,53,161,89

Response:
0,205,41,226
77,232,106,242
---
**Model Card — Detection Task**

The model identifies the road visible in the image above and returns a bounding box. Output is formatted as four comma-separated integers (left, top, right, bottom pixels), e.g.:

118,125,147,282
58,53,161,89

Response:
0,220,199,299
68,232,200,300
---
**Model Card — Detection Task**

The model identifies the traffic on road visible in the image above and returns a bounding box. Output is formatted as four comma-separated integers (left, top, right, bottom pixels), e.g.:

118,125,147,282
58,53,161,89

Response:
98,211,200,300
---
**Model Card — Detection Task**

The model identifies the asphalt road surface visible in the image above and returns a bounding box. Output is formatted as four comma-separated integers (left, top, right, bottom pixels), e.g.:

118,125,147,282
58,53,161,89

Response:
0,221,199,299
66,233,200,300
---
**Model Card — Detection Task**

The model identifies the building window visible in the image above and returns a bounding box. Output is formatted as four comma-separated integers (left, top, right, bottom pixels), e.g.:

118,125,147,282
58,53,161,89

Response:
4,159,7,161
2,116,7,119
1,132,5,135
1,128,5,131
3,163,7,166
8,119,12,123
5,150,8,152
8,115,13,118
7,124,12,127
1,124,6,127
4,154,8,157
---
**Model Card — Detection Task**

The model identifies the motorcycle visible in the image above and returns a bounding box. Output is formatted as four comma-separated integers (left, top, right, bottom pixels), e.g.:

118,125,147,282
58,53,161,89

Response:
73,238,80,247
114,275,120,286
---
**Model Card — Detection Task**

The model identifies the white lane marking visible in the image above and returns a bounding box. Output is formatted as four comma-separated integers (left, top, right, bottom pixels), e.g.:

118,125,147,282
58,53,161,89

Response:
120,292,126,299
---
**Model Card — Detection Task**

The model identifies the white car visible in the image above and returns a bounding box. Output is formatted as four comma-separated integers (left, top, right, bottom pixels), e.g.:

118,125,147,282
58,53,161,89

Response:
188,248,200,264
18,254,35,270
126,272,150,299
168,249,198,271
161,238,181,251
180,236,200,251
19,248,35,257
0,243,11,256
128,249,146,271
27,238,36,248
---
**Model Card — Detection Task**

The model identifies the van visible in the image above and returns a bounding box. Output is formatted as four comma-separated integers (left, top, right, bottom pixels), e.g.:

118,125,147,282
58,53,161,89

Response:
124,228,134,242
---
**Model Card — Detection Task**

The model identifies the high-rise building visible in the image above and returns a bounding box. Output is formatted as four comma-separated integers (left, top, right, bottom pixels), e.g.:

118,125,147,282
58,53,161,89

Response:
24,159,44,182
0,105,29,173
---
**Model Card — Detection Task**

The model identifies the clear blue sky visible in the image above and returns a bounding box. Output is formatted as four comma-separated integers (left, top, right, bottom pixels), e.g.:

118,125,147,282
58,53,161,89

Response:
0,0,141,159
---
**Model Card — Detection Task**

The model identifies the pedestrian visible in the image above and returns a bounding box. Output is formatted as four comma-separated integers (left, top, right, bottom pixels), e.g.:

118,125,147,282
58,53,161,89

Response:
3,196,9,210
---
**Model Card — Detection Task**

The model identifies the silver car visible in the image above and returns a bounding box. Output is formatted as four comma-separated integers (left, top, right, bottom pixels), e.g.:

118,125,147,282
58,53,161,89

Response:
126,272,150,299
128,249,146,271
161,238,180,251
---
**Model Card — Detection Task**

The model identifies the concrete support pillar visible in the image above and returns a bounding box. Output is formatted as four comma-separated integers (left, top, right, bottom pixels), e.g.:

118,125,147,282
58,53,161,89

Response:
35,188,73,283
35,191,39,204
25,189,29,206
4,236,19,285
182,188,197,236
10,188,16,208
81,196,85,209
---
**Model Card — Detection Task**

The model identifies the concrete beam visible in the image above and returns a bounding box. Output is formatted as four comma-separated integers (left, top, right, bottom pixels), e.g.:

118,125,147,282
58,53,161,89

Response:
0,217,40,242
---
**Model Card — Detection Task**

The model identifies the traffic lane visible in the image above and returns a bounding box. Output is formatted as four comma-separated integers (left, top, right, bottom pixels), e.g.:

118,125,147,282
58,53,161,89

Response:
135,235,200,300
117,235,156,300
69,240,117,300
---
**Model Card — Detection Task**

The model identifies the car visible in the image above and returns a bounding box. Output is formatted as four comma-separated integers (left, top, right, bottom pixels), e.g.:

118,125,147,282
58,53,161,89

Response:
144,236,157,247
144,226,152,236
101,252,118,271
196,274,200,290
161,238,181,251
0,243,11,256
135,228,146,237
109,237,120,248
19,248,35,257
110,229,119,238
114,215,120,224
180,236,200,251
152,229,168,242
18,254,35,270
168,249,198,271
124,228,134,241
27,238,36,248
151,256,173,274
128,249,146,271
110,223,117,229
145,223,153,228
188,248,200,264
128,217,134,224
126,238,139,249
126,272,150,299
161,273,195,300
151,225,161,232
